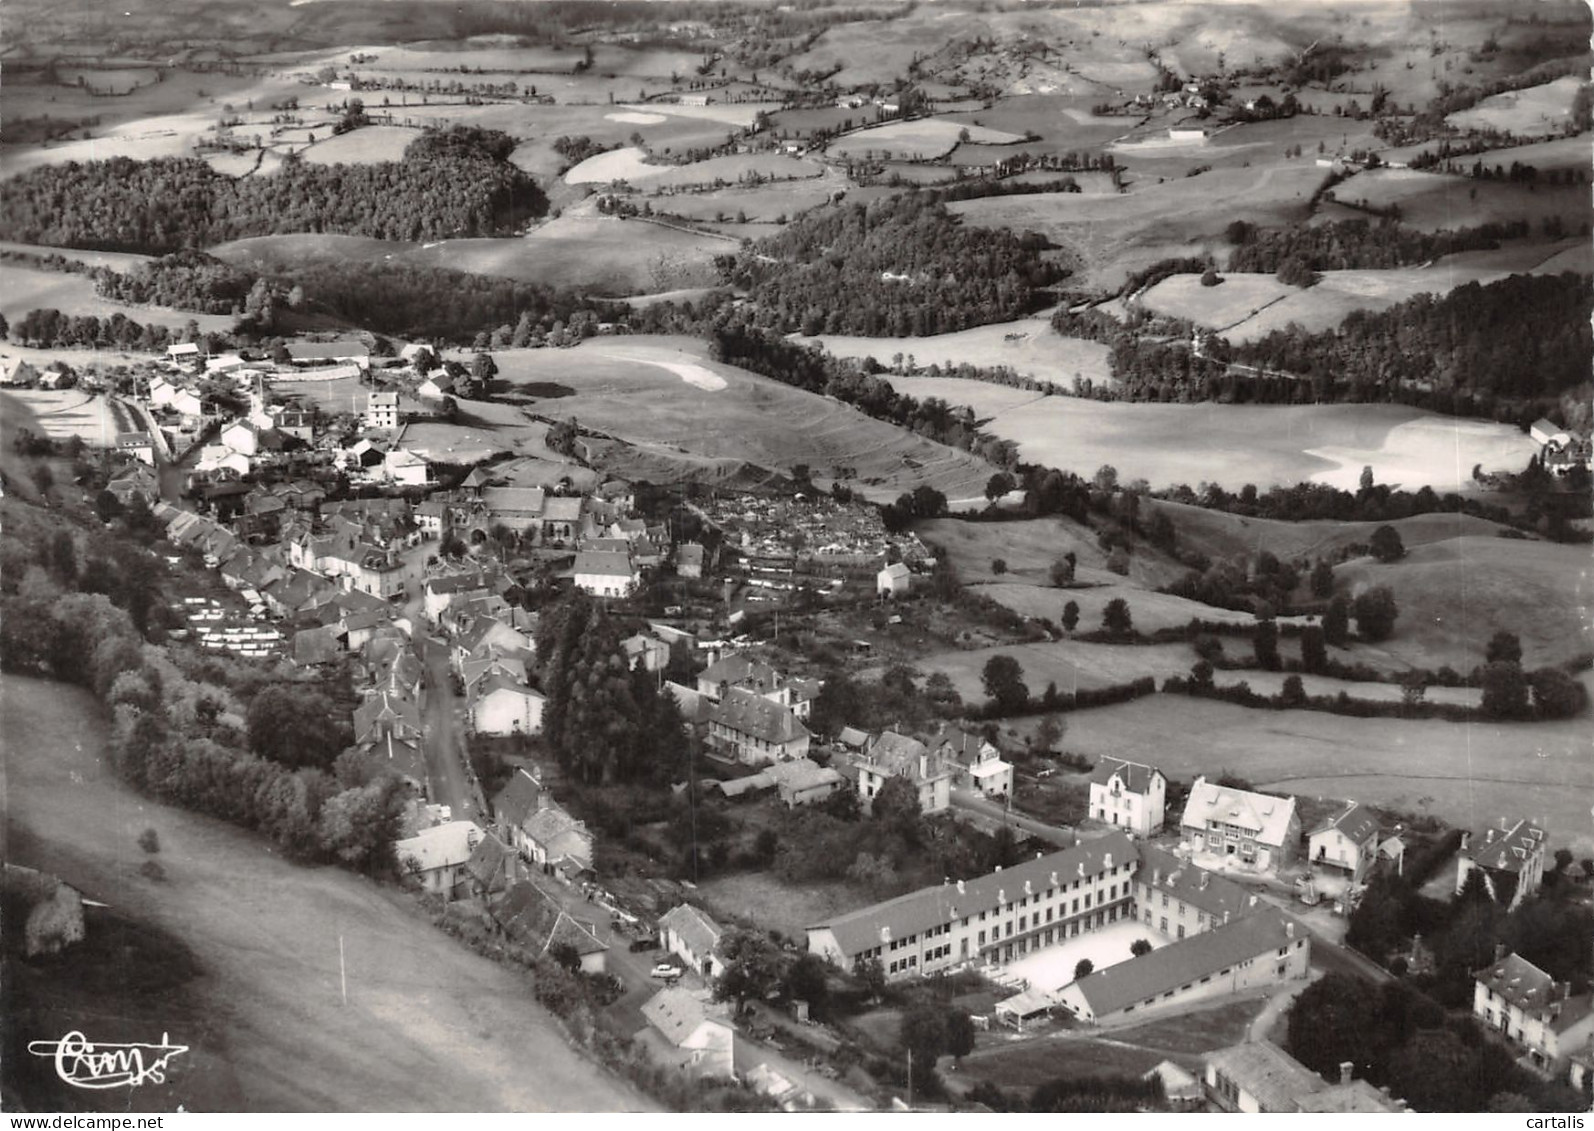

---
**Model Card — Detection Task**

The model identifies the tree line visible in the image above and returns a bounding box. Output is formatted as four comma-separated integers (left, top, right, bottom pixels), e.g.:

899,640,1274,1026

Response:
0,126,547,254
1225,218,1530,274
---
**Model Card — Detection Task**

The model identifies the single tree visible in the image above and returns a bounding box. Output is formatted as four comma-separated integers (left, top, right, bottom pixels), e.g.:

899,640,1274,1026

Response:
784,953,831,1018
981,653,1029,713
1253,620,1280,670
1352,587,1399,642
985,471,1015,501
1200,266,1221,286
1300,624,1327,671
1479,661,1530,719
1061,599,1080,633
1130,938,1153,957
1484,630,1522,665
1074,958,1094,980
853,954,887,1002
945,1009,977,1061
1102,597,1133,636
871,774,924,832
1050,557,1075,587
991,558,1007,575
1310,558,1335,599
1280,674,1306,707
713,929,784,1012
1369,524,1406,563
1323,597,1350,646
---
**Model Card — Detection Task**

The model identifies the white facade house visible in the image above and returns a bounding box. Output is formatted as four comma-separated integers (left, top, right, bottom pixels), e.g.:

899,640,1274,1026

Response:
641,988,735,1079
573,550,639,598
1456,818,1547,909
395,820,483,899
969,756,1015,799
220,421,261,456
1474,951,1594,1074
1307,801,1381,883
469,677,545,736
1089,759,1167,839
855,731,951,815
658,904,726,980
1180,777,1300,872
384,448,431,487
877,561,911,597
366,391,400,431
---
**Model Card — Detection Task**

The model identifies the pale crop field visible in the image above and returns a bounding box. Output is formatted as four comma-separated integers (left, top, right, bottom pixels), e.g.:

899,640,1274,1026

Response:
880,378,1535,492
828,117,1026,161
300,125,421,165
565,146,821,186
2,389,124,446
803,319,1114,389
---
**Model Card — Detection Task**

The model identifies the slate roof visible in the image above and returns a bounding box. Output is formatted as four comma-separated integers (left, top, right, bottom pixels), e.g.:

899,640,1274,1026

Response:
810,832,1138,958
542,496,583,523
866,731,930,773
837,726,871,749
495,881,608,956
1136,845,1260,924
1465,818,1546,874
524,806,589,849
493,769,544,830
1476,952,1561,1015
1296,1080,1407,1112
642,987,731,1047
292,624,343,666
700,653,779,689
1071,912,1303,1018
709,687,809,746
1312,801,1380,845
374,732,426,787
573,550,636,578
396,821,483,873
1090,757,1163,794
354,690,420,743
1204,1043,1325,1113
1182,778,1297,847
466,832,512,886
658,904,723,958
483,486,546,515
764,757,843,794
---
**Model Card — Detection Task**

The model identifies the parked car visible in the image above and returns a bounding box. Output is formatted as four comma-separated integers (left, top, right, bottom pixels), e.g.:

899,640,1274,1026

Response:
650,962,683,981
629,935,660,953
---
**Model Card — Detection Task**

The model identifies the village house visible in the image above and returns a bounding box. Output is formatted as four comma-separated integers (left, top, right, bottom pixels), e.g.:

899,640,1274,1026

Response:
452,615,534,672
1180,777,1300,872
1307,801,1381,884
1052,912,1309,1026
658,903,726,979
1090,758,1168,839
494,882,609,973
707,687,811,765
522,805,594,877
1,358,40,386
1135,845,1261,941
106,462,160,507
764,757,845,807
1456,818,1547,909
676,542,707,578
491,769,546,858
1473,949,1594,1073
354,689,422,747
423,570,498,626
383,448,431,487
275,410,315,443
465,832,515,897
855,731,952,815
639,987,735,1079
541,495,585,545
876,561,912,597
166,342,202,365
697,653,781,701
483,486,548,535
622,632,671,673
1204,1042,1330,1113
395,820,484,900
468,675,546,736
289,340,371,369
573,549,640,598
806,832,1138,977
365,391,400,431
116,432,157,465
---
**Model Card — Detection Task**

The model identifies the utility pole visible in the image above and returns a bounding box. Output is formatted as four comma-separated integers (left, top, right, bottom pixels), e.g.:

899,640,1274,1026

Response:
906,1048,913,1109
339,934,347,1005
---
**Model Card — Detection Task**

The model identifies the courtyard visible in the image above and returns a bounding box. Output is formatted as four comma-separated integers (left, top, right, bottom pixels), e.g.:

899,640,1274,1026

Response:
1004,920,1169,995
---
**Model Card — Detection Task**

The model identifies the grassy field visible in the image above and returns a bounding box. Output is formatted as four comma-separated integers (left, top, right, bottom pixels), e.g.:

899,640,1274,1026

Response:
694,871,876,941
969,581,1259,637
485,336,994,504
1146,500,1511,564
0,263,235,334
907,636,1197,701
644,181,834,223
802,319,1113,389
878,379,1537,492
1022,678,1594,853
950,162,1332,290
1334,535,1592,669
1327,168,1588,233
2,674,650,1112
0,389,126,447
828,118,1025,161
917,514,1187,591
565,147,822,187
1447,75,1584,136
1381,133,1594,173
300,124,422,165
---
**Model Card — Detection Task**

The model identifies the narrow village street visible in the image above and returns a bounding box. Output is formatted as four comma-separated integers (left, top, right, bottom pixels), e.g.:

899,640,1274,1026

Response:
420,635,480,820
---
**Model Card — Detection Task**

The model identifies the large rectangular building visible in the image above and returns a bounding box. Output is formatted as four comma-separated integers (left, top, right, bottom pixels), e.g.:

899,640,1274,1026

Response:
806,832,1139,979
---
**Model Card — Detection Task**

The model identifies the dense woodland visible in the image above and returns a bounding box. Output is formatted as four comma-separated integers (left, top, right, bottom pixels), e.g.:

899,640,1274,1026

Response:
1225,218,1532,273
716,195,1061,336
0,127,546,254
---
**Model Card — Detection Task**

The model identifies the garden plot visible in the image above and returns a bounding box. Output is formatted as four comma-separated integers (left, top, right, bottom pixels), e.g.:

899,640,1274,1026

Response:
828,118,1026,161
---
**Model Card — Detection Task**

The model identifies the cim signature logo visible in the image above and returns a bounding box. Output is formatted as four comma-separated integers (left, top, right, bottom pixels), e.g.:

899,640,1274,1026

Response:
27,1031,188,1089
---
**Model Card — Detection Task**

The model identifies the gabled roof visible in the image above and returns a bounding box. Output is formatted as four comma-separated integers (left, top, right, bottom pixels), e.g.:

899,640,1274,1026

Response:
1311,801,1379,845
474,673,544,704
764,757,843,794
292,624,343,666
493,769,543,829
837,726,871,749
879,562,911,580
483,486,546,515
1089,757,1163,794
465,832,512,886
463,654,528,691
396,820,483,873
1203,1043,1325,1113
354,689,420,742
1465,818,1546,873
573,550,636,578
658,904,723,957
1296,1080,1407,1113
542,495,583,522
699,652,778,688
426,571,494,596
374,731,426,787
642,987,732,1047
1475,952,1561,1015
934,723,992,764
1182,778,1297,847
495,881,608,956
1072,912,1303,1018
867,730,930,773
709,687,809,746
1136,846,1259,924
524,806,589,848
810,833,1138,958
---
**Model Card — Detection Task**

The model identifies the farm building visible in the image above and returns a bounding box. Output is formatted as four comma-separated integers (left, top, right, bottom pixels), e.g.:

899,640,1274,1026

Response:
1456,817,1547,909
1089,758,1167,839
707,687,811,765
116,432,157,465
494,881,609,974
1204,1042,1329,1113
167,342,203,364
639,987,735,1079
806,832,1138,979
1,358,39,386
395,820,484,900
1180,777,1300,873
877,561,912,596
521,805,594,875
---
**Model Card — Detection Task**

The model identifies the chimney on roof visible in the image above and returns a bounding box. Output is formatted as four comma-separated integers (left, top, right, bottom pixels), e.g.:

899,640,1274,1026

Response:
1104,853,1113,869
1286,921,1295,939
1495,942,1507,963
957,879,966,895
1024,880,1033,896
1153,868,1161,885
1200,872,1209,890
998,889,1006,906
1249,894,1258,907
1339,1062,1353,1086
1050,872,1058,886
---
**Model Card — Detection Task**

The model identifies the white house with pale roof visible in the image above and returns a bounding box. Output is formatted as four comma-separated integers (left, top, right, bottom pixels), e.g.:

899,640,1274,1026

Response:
1089,758,1167,839
1179,777,1300,872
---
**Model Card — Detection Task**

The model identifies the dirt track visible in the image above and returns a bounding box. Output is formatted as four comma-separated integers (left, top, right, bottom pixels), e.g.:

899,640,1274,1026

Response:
3,674,652,1113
